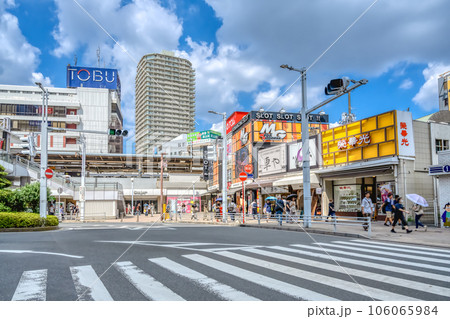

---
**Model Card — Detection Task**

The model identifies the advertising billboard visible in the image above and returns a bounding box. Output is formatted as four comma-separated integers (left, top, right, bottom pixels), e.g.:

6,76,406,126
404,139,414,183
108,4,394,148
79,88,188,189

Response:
187,130,221,144
257,144,287,177
66,66,121,93
288,136,319,171
226,111,249,134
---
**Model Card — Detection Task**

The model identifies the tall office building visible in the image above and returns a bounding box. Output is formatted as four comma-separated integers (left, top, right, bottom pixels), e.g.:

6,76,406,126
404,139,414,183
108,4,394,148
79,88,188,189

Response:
135,51,195,154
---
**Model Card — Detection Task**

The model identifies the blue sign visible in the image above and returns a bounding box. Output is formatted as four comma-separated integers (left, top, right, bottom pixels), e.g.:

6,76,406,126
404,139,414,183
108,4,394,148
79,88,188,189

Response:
429,165,450,175
66,66,121,96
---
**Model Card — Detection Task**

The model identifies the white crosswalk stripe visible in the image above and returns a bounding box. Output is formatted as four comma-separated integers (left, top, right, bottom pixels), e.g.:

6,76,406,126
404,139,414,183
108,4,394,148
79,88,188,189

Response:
269,246,450,283
149,257,260,301
350,239,450,255
184,253,338,301
217,251,418,301
7,241,450,301
70,265,113,301
12,269,47,301
291,244,450,273
243,248,450,298
315,242,448,264
114,261,184,301
335,240,450,259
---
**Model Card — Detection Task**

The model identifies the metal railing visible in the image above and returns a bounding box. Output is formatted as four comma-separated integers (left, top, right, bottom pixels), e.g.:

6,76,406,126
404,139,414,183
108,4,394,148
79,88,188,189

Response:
166,211,372,237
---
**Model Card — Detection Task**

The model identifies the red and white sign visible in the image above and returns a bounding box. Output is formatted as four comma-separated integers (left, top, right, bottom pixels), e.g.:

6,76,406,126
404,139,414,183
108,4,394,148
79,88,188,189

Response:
239,172,248,182
397,110,415,157
45,168,53,179
226,112,249,134
244,164,253,174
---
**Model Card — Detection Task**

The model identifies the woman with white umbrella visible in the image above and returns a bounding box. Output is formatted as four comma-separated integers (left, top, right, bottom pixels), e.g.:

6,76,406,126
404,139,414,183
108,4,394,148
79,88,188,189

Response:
407,194,428,231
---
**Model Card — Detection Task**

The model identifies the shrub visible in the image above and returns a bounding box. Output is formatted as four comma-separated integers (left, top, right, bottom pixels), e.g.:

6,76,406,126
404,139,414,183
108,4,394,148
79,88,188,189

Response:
0,202,11,212
0,212,59,228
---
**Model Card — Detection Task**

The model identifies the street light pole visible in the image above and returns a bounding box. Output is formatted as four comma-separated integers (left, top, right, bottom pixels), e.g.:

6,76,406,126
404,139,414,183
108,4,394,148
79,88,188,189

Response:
131,178,134,216
281,65,368,227
209,110,227,222
36,82,48,219
80,135,86,222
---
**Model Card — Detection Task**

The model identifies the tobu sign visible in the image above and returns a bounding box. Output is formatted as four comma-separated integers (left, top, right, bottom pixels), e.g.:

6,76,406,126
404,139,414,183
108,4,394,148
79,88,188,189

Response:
67,66,121,94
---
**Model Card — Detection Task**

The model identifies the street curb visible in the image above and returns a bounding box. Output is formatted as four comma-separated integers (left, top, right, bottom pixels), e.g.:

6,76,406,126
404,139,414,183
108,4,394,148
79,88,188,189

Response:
0,226,60,233
239,224,369,239
163,220,238,226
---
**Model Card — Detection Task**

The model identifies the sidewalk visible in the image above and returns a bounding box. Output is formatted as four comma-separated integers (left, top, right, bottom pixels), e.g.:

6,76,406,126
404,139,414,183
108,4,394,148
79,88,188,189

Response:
63,213,450,249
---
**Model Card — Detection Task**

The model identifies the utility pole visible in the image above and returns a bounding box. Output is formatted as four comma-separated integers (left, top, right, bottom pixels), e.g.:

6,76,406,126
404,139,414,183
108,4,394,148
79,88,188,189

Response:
80,135,86,222
159,153,166,220
36,82,48,219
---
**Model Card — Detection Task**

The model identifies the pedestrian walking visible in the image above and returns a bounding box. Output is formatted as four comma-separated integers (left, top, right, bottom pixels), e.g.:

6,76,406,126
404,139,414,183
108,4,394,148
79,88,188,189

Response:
412,203,427,231
391,197,413,233
150,203,155,216
228,201,236,221
327,199,336,221
264,199,272,222
178,203,185,220
275,195,284,226
215,202,222,222
144,202,149,216
59,204,64,221
251,200,258,219
285,198,292,223
49,204,55,216
136,203,141,216
361,192,373,231
191,203,198,220
290,199,297,222
382,193,395,226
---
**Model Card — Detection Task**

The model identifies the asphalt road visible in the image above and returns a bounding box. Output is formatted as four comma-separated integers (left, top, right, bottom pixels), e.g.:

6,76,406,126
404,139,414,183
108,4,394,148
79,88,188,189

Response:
0,223,449,301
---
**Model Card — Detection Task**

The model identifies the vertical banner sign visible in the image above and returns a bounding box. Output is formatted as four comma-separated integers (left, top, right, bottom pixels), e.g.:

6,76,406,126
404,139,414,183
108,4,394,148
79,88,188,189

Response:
396,111,415,157
202,146,209,180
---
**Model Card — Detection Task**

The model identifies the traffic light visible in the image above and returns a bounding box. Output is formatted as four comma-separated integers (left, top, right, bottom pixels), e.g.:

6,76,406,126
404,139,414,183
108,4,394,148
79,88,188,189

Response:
20,134,36,157
109,129,128,136
325,77,350,95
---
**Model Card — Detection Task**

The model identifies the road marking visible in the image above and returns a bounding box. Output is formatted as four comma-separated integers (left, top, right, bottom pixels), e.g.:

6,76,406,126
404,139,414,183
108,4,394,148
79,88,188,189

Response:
244,248,450,298
270,246,450,283
114,261,184,301
218,251,419,301
149,257,259,301
333,240,450,259
12,269,47,301
184,254,337,301
312,242,447,264
350,239,450,254
70,265,113,301
0,250,83,259
291,244,450,273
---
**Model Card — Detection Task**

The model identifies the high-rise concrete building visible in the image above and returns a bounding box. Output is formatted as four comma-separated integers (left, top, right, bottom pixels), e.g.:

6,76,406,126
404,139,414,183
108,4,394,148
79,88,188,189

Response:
135,51,195,154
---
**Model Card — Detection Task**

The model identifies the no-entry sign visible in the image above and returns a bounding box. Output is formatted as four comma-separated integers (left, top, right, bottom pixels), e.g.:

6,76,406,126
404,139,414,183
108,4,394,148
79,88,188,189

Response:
239,172,247,182
45,168,53,179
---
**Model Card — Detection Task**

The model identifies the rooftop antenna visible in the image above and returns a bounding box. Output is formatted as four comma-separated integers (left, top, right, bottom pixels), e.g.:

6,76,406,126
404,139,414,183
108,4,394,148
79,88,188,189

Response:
74,54,77,66
96,46,101,67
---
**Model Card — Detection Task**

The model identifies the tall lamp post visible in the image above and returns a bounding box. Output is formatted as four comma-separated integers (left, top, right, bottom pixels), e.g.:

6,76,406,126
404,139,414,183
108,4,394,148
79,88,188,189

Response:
280,65,311,227
281,65,368,228
131,177,134,216
208,110,227,222
36,82,49,219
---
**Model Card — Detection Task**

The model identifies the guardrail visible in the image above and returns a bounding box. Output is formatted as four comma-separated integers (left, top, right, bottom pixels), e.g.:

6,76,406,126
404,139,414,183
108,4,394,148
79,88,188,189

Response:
166,211,372,237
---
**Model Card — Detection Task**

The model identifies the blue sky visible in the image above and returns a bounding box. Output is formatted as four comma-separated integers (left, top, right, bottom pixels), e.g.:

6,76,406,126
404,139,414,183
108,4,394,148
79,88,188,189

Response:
1,0,449,153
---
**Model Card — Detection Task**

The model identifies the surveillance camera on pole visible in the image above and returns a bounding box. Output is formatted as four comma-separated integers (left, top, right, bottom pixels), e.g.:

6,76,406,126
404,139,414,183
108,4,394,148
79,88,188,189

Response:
325,77,350,95
109,129,128,136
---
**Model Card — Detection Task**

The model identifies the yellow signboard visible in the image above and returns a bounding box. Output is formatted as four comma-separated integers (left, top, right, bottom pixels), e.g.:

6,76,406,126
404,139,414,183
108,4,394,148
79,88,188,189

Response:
322,111,397,166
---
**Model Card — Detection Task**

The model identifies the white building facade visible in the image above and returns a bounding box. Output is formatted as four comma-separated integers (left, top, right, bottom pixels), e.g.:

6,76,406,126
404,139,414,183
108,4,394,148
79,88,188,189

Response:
0,84,123,154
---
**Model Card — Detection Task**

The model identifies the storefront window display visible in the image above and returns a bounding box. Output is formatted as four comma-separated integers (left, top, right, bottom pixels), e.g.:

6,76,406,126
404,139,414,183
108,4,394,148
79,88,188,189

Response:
334,185,361,212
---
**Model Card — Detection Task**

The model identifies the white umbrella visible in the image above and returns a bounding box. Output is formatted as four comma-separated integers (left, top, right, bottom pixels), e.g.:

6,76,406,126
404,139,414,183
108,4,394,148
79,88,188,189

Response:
406,194,429,207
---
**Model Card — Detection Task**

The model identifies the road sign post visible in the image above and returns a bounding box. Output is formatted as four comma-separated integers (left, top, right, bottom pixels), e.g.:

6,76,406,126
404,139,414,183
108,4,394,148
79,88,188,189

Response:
45,168,53,179
239,172,247,224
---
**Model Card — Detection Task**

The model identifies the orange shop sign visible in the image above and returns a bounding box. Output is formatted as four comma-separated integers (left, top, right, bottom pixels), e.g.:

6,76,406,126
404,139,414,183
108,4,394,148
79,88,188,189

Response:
337,133,371,150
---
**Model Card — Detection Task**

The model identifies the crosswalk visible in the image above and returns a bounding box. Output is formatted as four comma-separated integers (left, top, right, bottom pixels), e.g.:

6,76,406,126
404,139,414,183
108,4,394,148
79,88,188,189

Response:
5,239,450,301
64,225,175,231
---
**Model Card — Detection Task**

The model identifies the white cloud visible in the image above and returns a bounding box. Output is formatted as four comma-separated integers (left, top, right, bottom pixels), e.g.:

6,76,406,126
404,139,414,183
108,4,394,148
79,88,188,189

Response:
413,63,450,111
31,72,53,87
52,0,183,141
399,78,413,90
210,121,222,133
0,3,46,86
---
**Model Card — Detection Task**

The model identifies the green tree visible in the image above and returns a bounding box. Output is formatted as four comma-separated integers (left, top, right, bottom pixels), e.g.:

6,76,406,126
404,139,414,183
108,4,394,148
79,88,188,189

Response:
0,165,11,189
15,182,53,213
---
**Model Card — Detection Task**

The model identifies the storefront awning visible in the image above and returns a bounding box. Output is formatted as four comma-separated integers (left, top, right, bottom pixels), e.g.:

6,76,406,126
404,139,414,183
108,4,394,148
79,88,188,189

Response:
273,174,319,188
316,157,398,179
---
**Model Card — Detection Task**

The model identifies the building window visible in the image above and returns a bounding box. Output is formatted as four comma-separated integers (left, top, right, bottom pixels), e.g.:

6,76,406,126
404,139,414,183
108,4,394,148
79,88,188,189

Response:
436,139,449,153
66,138,77,145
